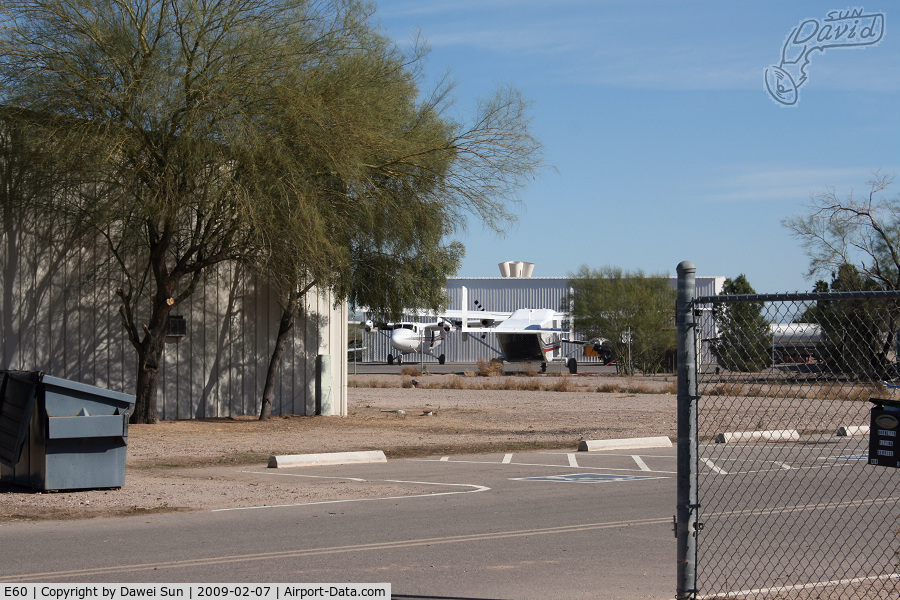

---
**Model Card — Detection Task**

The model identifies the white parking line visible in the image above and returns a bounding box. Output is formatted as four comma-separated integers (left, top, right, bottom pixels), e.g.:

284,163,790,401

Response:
502,453,513,464
632,455,651,471
417,456,676,474
215,476,490,512
251,472,367,482
701,458,729,475
567,453,579,468
698,573,900,600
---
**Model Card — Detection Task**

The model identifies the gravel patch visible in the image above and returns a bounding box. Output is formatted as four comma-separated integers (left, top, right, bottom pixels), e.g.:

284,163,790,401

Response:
2,374,676,522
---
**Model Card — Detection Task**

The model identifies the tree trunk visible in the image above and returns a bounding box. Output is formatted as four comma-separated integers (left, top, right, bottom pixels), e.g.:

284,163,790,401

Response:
259,287,301,420
130,293,174,424
2,215,20,364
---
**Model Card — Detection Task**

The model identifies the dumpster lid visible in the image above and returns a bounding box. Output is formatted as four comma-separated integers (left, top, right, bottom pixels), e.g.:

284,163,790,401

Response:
0,371,42,467
40,374,135,405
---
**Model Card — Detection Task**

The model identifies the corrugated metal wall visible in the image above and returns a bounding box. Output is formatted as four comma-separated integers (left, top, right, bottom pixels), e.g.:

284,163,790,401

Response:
364,275,724,364
1,222,347,419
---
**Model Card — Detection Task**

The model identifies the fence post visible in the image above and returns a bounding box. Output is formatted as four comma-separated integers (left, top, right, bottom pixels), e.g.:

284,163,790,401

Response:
676,260,698,600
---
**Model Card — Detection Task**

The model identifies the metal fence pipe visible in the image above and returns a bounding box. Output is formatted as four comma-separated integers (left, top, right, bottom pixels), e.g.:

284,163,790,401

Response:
676,260,698,600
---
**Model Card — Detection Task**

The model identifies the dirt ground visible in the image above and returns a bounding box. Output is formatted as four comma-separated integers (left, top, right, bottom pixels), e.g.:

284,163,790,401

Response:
0,373,680,522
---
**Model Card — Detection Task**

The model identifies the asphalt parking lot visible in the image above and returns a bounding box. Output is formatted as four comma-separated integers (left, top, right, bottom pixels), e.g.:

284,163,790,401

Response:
3,438,895,599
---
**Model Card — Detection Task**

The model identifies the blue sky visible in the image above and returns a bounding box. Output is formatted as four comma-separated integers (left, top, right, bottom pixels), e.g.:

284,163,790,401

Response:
373,1,899,293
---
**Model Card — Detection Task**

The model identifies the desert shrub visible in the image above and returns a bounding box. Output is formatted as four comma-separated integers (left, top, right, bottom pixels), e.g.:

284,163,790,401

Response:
361,379,391,388
620,383,655,394
516,379,543,391
804,382,877,402
448,377,481,390
705,382,745,397
746,385,767,398
548,378,576,392
477,358,504,377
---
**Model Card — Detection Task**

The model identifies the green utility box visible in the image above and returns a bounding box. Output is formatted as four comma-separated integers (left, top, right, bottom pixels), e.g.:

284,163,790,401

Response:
0,371,135,490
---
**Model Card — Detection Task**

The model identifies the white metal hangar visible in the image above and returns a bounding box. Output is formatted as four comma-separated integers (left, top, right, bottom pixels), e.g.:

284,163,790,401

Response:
359,262,724,366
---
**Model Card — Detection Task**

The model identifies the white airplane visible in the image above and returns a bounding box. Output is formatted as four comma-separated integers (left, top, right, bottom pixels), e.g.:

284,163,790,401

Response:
365,287,615,372
364,319,453,365
438,287,593,374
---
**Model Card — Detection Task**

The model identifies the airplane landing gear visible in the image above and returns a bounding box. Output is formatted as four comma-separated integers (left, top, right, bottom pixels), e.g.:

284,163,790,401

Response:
438,354,446,365
567,358,578,374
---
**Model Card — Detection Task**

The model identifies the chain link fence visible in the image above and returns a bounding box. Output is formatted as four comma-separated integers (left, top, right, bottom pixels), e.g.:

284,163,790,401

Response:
676,264,900,599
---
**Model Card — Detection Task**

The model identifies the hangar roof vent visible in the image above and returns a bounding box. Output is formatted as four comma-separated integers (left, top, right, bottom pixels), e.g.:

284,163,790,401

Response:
498,261,534,278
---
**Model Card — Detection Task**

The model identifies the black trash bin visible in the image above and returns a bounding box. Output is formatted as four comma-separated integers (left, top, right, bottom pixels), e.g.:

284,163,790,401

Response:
0,371,135,490
869,397,900,469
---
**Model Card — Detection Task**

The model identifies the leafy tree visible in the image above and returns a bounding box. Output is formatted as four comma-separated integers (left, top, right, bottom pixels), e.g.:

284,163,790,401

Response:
568,266,676,375
784,172,900,377
0,0,385,422
712,274,771,372
240,31,540,418
805,264,893,378
800,279,830,321
0,0,541,422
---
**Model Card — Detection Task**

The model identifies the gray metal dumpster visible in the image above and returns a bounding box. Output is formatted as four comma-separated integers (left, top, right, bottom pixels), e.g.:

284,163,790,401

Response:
0,371,135,490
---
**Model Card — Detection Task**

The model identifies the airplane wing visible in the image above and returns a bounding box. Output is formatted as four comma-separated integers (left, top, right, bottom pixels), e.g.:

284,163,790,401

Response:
438,308,511,328
448,287,568,334
444,286,511,330
492,308,567,333
366,287,568,334
363,320,454,333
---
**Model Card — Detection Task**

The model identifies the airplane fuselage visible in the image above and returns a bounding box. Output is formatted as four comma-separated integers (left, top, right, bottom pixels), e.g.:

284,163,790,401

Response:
489,307,566,369
496,332,561,362
389,324,445,354
382,322,448,365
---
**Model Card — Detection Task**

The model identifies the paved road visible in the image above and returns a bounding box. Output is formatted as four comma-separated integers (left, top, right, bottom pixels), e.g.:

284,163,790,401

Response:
3,440,883,598
0,449,677,599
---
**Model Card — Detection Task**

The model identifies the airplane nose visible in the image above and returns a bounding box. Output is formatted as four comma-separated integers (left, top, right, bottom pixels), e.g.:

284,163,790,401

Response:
391,330,418,352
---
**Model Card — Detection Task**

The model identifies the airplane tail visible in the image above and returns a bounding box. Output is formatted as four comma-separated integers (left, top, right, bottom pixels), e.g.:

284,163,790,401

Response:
461,286,469,334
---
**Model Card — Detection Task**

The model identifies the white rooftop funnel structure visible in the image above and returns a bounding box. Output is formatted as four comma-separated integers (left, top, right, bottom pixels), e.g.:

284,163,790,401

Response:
498,261,535,277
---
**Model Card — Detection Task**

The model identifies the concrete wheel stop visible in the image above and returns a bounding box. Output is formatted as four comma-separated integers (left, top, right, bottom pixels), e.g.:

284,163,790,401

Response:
268,450,387,468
